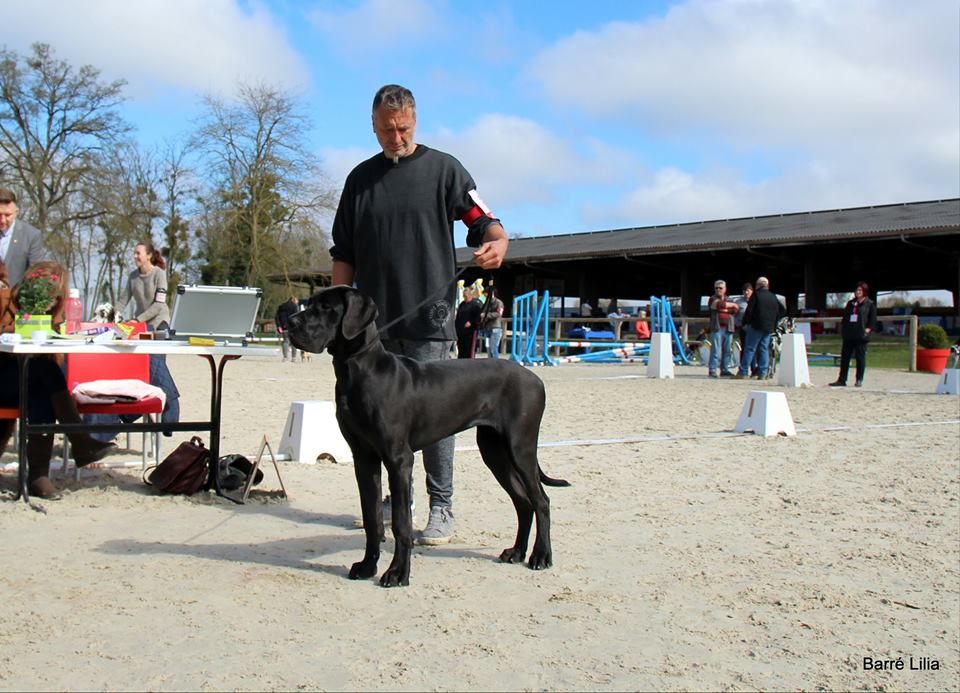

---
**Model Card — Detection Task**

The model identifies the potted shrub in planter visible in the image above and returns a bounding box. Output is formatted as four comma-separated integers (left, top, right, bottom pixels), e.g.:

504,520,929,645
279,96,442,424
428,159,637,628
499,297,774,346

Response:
13,267,61,339
916,323,951,374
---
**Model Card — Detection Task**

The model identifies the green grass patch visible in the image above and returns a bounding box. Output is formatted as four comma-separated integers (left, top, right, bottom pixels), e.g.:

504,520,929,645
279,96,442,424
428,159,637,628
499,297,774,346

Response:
806,335,911,370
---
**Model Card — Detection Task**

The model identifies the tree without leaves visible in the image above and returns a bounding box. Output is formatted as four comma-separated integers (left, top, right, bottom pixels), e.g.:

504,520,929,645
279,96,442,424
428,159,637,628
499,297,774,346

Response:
157,138,199,297
93,144,162,306
191,82,335,307
0,42,129,269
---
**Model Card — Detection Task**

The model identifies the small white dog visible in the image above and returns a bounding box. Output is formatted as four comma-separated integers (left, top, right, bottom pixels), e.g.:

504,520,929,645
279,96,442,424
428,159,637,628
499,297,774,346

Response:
92,302,116,323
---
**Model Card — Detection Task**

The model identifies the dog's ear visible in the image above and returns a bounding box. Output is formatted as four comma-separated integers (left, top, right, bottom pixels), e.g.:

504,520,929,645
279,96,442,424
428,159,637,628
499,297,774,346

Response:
341,290,378,340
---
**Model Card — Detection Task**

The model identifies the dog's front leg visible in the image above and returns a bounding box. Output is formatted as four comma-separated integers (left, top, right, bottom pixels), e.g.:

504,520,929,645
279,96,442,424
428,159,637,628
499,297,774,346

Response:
349,450,383,581
380,450,416,587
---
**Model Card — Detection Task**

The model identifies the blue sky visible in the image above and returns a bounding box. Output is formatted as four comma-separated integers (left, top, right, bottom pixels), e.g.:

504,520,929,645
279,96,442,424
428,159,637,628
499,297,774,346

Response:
5,0,959,239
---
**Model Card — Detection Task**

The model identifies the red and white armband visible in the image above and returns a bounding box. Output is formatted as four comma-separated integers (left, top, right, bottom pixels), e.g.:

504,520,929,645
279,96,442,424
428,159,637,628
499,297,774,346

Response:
460,189,494,228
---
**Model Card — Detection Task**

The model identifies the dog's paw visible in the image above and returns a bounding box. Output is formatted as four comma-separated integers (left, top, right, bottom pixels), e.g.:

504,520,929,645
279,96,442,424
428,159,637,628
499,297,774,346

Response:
498,546,527,564
527,549,553,571
349,557,379,580
379,567,410,588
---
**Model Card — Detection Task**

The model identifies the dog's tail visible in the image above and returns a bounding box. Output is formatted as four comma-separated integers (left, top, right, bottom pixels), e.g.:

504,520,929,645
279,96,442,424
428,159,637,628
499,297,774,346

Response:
539,467,570,487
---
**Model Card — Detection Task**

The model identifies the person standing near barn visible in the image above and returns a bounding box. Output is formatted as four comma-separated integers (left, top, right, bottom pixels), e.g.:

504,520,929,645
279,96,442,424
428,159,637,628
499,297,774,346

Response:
455,286,483,358
830,281,877,388
736,276,786,380
480,287,505,358
707,280,739,377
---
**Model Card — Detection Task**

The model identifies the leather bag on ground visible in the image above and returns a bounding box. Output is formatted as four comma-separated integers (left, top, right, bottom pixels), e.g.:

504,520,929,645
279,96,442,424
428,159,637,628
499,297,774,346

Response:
144,435,210,494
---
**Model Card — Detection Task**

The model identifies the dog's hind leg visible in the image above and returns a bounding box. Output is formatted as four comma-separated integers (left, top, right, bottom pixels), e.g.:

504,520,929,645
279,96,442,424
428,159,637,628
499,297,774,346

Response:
349,449,383,581
477,426,534,565
505,433,554,571
380,449,416,587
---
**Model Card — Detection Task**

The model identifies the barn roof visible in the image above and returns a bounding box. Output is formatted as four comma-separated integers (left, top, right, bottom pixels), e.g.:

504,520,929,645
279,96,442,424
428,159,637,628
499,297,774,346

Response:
456,198,960,264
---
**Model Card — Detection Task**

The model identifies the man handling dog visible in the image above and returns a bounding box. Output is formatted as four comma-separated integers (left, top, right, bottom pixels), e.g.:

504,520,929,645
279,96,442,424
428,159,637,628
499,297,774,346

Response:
330,84,509,546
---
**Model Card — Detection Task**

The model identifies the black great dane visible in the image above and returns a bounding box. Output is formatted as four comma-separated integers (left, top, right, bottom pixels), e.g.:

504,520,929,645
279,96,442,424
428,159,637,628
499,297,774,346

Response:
286,286,568,587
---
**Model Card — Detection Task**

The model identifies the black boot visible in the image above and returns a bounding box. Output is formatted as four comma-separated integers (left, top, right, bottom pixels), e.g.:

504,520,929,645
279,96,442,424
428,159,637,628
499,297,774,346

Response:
69,434,115,467
49,391,115,466
27,434,62,500
0,419,13,457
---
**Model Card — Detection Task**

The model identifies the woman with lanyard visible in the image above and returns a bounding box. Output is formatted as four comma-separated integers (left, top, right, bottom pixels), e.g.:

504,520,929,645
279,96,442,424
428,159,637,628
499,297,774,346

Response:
108,240,180,433
115,241,171,332
830,280,877,388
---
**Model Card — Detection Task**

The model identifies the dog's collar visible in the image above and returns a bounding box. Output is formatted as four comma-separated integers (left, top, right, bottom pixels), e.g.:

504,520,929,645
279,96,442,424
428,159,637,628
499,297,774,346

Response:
334,335,379,361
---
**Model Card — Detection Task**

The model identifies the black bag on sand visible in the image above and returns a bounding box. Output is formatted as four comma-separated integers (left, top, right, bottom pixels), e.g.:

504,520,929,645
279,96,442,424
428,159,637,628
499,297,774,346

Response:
217,454,265,491
144,436,210,494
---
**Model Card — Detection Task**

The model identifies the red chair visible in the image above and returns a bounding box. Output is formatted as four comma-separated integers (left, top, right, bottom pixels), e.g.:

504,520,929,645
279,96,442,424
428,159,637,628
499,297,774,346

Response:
0,407,17,462
65,353,163,476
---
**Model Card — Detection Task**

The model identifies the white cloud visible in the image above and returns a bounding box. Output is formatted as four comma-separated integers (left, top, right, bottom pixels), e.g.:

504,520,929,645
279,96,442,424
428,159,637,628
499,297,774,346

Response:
528,1,957,143
320,112,629,221
307,0,448,60
4,0,308,99
595,167,755,227
319,146,372,193
527,0,959,227
598,152,957,229
427,114,597,206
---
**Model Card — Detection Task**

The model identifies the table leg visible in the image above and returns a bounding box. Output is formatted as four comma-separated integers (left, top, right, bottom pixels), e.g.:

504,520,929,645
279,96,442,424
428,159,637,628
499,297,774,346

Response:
16,355,30,503
200,354,241,500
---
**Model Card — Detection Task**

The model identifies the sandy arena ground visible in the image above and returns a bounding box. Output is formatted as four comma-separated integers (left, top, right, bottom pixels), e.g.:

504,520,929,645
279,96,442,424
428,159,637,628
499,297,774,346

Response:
1,351,958,691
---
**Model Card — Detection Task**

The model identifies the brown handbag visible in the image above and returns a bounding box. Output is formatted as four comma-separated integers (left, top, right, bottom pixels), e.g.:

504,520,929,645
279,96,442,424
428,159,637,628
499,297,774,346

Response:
144,436,210,494
0,287,13,334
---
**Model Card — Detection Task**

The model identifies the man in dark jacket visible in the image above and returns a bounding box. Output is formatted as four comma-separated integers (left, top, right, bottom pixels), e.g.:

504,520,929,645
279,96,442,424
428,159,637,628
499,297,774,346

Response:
736,276,786,379
455,287,483,358
275,296,302,362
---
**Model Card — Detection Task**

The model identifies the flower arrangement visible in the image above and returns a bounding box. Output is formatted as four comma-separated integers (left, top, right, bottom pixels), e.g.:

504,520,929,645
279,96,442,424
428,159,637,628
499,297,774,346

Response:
15,268,61,317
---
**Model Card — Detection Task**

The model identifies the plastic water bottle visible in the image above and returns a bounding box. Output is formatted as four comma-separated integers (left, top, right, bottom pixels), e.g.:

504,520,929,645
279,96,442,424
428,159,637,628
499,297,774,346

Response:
65,288,83,334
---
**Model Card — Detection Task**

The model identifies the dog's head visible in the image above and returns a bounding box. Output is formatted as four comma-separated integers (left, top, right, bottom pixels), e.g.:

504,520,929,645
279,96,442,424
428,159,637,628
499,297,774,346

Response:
286,285,379,356
92,302,116,323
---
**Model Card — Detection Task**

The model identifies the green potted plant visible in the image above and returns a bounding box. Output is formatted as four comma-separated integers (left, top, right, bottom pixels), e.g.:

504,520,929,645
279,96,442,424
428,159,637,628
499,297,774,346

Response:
916,323,951,374
13,267,61,338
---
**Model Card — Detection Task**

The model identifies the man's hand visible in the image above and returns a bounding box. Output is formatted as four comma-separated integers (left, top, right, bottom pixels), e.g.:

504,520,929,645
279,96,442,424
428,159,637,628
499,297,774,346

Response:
473,224,509,269
332,259,356,287
473,238,507,269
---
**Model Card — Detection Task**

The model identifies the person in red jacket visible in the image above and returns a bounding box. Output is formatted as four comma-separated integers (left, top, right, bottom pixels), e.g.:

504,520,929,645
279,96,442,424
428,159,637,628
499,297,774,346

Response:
634,309,651,339
708,280,739,377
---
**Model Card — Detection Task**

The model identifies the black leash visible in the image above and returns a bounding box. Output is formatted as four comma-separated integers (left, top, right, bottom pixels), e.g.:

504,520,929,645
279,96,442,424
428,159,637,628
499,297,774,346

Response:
376,266,472,337
477,275,497,329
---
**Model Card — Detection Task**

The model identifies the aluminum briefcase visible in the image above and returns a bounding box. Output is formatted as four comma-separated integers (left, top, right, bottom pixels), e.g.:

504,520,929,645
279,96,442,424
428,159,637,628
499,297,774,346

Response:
169,285,262,342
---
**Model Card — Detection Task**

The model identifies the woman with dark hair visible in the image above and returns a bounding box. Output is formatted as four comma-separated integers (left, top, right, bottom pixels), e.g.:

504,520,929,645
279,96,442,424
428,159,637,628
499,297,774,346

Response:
735,282,757,376
115,240,171,329
0,261,113,499
103,240,179,435
831,280,877,388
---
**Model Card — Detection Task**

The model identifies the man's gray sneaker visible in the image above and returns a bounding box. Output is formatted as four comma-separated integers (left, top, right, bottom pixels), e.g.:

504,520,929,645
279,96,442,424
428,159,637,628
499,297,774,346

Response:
353,494,415,529
417,506,455,545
